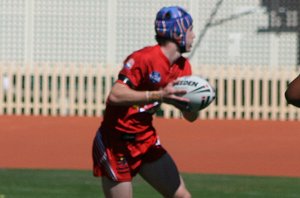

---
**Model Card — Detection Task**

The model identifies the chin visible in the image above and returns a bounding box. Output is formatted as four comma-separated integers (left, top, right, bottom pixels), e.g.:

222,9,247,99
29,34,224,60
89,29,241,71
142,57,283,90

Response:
186,45,193,51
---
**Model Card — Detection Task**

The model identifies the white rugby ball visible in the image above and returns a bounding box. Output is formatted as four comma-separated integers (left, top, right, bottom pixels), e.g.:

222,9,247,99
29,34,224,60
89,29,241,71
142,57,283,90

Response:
173,75,215,112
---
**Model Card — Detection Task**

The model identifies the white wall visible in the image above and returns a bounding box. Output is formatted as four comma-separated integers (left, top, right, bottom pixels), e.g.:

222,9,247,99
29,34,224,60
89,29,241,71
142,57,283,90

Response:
0,0,298,69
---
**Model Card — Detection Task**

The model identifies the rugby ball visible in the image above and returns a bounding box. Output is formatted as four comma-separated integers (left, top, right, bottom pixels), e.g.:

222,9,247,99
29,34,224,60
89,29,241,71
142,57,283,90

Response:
173,75,215,112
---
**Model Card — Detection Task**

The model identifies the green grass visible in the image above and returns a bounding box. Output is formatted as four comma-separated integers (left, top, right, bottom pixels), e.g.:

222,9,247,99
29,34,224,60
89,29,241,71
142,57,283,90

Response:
0,169,300,198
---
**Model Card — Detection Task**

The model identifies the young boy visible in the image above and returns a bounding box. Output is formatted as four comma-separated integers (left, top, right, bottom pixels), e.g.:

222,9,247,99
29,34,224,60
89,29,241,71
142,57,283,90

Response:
93,6,197,198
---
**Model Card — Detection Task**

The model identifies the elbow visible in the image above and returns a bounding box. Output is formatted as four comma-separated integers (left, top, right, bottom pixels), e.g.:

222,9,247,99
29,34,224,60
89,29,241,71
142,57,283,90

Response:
285,89,300,107
284,90,291,103
285,88,297,104
186,117,198,122
107,90,131,106
107,82,132,106
107,92,122,105
285,90,292,104
182,111,199,122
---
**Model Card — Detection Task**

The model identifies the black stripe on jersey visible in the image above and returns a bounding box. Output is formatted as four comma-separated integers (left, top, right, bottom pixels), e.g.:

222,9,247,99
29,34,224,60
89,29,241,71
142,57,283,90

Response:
118,74,135,89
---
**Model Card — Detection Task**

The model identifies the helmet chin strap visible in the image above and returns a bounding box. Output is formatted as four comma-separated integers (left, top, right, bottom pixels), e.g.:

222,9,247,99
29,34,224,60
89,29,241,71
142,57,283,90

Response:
166,38,187,54
179,46,187,53
173,35,187,54
174,40,186,53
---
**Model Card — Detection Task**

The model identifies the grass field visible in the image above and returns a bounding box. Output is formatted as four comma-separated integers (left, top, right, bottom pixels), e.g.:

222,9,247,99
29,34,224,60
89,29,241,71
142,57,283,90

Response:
1,169,300,198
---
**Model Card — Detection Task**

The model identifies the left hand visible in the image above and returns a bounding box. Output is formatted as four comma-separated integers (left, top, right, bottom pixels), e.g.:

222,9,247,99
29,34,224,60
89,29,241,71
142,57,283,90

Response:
161,80,190,104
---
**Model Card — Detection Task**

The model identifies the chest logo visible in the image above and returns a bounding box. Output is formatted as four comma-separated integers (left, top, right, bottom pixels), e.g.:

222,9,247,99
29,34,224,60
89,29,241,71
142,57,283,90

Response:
149,71,161,83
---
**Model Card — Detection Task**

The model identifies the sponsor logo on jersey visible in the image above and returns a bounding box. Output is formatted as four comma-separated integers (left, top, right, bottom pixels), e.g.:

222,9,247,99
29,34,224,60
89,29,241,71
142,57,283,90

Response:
149,71,161,83
116,156,129,173
123,58,134,69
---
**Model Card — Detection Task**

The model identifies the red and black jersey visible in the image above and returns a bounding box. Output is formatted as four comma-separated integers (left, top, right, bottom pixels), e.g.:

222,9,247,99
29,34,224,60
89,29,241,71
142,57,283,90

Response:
101,45,192,135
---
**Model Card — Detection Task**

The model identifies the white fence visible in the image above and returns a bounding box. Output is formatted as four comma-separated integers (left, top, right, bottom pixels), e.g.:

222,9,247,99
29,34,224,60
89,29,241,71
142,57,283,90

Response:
1,64,300,120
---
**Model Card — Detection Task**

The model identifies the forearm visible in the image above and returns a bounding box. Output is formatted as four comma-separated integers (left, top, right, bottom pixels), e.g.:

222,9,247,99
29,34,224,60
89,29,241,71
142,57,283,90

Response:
108,83,162,106
108,80,190,109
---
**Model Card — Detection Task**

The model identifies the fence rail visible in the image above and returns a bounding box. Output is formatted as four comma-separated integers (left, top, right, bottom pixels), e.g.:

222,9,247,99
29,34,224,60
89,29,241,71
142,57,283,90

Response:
1,64,300,120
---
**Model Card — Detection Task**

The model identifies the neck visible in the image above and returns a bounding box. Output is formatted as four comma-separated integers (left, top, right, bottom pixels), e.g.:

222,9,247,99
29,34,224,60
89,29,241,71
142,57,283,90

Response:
160,43,181,65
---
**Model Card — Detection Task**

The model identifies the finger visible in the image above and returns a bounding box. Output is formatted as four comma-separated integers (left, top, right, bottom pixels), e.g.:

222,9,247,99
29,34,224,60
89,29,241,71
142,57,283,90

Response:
173,89,187,95
172,95,190,102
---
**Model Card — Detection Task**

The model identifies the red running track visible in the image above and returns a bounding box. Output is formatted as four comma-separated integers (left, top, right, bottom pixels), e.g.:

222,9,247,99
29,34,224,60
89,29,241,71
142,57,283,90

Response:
1,116,300,177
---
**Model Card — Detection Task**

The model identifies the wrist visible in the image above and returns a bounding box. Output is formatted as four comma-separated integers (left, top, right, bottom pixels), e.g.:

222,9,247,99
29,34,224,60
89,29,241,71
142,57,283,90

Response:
146,90,163,102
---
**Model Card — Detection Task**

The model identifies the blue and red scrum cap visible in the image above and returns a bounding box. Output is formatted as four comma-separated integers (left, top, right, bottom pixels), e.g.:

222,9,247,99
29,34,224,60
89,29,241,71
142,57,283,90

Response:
155,6,193,48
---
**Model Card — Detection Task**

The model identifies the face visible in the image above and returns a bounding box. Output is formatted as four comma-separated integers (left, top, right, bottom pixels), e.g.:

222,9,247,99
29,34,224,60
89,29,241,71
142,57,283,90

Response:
185,26,195,52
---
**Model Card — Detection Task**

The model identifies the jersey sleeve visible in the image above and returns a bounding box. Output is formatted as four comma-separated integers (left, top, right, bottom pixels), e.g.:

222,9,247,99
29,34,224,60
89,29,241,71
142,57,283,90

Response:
117,53,147,89
185,60,192,76
181,58,192,76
